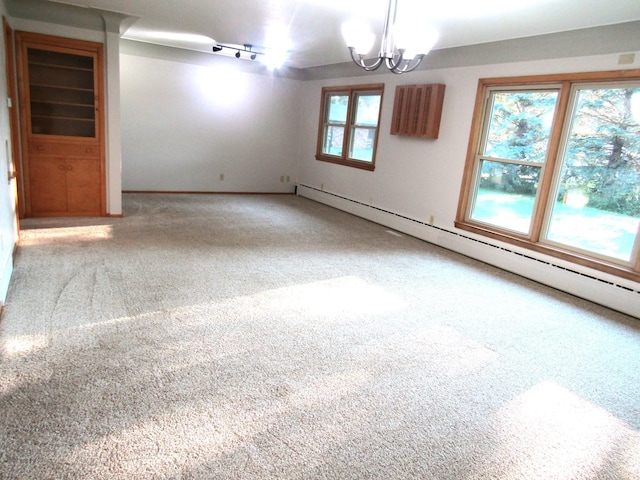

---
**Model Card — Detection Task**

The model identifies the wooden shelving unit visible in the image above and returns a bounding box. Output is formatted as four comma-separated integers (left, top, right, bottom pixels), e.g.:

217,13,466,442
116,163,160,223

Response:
17,31,105,217
27,48,96,138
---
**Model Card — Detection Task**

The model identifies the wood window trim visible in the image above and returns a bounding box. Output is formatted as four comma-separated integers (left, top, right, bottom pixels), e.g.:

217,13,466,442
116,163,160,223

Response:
456,69,640,284
315,83,384,172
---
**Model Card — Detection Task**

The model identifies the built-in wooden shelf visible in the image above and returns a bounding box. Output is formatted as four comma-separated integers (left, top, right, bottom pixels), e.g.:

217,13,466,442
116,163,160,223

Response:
17,31,105,217
27,47,96,138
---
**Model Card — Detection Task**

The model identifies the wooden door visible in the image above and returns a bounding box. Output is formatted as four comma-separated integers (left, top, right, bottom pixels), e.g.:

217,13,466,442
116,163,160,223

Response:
4,18,22,221
16,32,106,217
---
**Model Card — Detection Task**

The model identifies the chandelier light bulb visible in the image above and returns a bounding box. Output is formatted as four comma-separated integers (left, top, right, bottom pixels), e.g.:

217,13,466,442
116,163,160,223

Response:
341,21,375,56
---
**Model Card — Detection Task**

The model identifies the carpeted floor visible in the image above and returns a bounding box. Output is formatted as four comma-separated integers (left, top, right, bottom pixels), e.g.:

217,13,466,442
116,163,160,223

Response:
1,193,639,479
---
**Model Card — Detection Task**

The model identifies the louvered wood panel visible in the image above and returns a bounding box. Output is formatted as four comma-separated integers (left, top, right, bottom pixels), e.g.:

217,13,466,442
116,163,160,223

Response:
390,84,446,139
409,86,424,135
391,87,406,135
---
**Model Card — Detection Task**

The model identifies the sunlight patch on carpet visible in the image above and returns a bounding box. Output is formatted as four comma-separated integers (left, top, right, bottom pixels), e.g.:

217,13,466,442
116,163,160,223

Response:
1,333,49,356
492,381,640,479
257,275,406,318
19,225,114,246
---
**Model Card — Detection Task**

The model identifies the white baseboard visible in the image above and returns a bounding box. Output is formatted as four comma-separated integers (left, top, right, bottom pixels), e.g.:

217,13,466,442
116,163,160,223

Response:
0,243,14,306
297,184,640,319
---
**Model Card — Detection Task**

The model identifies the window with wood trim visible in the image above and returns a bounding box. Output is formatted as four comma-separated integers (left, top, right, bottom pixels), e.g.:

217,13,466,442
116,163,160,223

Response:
391,84,445,138
316,84,384,171
456,70,640,282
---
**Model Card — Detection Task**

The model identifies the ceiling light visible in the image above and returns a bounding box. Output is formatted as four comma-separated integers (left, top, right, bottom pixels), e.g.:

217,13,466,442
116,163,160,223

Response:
261,27,291,70
260,49,288,70
212,43,263,62
343,0,438,74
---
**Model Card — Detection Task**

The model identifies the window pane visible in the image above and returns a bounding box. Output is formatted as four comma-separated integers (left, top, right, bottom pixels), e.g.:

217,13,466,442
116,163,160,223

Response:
323,125,345,156
546,87,640,261
327,94,348,123
471,160,541,234
354,93,381,126
349,127,376,162
484,91,558,163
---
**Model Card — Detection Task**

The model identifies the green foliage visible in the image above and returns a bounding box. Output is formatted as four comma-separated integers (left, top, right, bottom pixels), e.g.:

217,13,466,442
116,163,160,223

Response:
558,88,640,216
485,91,558,163
478,161,540,195
484,86,640,217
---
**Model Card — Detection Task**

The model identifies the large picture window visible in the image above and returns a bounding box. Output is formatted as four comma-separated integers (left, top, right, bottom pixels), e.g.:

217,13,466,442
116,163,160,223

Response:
457,71,640,281
316,84,384,171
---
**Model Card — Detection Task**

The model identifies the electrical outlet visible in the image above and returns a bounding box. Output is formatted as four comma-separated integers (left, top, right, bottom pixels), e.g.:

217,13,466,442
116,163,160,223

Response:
286,176,290,183
219,173,224,181
618,53,635,65
321,183,324,191
429,215,435,225
280,175,285,182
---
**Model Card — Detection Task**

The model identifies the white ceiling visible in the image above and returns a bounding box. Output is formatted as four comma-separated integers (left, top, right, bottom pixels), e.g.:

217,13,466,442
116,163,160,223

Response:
40,0,640,68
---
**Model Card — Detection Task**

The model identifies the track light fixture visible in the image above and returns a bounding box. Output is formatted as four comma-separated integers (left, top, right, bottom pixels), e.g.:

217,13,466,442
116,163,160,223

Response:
212,43,263,61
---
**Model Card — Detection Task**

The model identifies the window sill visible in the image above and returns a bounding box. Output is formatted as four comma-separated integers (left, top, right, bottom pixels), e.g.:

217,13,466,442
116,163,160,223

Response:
454,220,640,284
315,154,375,171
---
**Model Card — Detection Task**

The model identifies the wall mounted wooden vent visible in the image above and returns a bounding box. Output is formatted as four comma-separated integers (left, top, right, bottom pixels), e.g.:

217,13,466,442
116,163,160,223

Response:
390,83,446,139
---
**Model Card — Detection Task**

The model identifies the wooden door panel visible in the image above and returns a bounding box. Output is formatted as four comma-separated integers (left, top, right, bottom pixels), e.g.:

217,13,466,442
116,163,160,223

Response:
66,158,101,214
29,156,67,214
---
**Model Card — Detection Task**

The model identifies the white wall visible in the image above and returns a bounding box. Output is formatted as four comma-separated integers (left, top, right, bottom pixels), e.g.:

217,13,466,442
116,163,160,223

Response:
299,53,640,227
296,53,640,317
120,45,301,193
0,3,18,303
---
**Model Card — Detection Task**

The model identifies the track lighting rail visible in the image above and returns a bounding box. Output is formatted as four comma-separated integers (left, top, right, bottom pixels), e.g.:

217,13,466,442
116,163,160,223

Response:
212,43,262,60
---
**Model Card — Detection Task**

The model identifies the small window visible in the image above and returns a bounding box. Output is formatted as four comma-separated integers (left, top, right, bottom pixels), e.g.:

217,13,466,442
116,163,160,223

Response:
316,84,384,171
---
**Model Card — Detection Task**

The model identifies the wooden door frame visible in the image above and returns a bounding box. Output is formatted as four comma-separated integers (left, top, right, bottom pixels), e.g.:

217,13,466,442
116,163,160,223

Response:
3,17,22,223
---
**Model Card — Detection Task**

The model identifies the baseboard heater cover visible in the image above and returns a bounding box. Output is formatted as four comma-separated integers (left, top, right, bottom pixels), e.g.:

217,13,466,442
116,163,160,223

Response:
296,183,639,319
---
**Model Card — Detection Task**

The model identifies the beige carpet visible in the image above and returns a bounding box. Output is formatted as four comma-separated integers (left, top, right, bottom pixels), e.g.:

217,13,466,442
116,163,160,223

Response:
1,193,639,479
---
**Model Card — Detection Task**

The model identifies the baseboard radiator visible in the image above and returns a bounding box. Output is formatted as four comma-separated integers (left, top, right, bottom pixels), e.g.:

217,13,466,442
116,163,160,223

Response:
297,184,640,319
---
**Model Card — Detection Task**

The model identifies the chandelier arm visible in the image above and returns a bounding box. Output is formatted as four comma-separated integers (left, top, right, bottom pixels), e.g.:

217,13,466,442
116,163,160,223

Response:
348,47,384,71
388,54,426,74
384,50,405,71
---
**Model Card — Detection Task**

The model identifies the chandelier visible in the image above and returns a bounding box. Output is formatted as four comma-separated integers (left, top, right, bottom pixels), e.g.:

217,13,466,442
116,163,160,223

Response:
342,0,438,74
